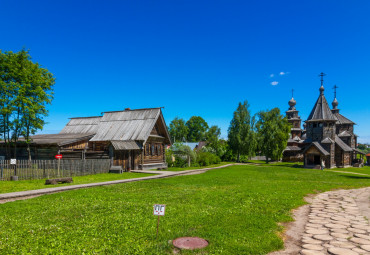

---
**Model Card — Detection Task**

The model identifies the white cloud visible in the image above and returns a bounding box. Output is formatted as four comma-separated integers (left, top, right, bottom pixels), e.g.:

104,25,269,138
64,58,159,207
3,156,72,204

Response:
279,72,285,76
271,81,279,86
270,74,274,78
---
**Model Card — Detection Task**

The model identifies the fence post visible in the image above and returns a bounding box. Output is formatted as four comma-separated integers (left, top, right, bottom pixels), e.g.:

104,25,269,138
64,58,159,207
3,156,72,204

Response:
43,161,46,178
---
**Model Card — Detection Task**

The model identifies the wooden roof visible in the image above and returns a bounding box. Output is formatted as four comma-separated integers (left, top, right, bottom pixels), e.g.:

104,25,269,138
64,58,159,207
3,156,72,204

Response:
21,133,95,146
306,90,336,122
333,112,355,125
335,136,353,152
58,108,171,146
60,116,102,134
90,108,162,142
303,142,330,156
111,141,142,150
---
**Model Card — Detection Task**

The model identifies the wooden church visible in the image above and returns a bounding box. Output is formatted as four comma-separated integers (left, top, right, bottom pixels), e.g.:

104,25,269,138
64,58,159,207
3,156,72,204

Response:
0,108,171,170
283,74,365,168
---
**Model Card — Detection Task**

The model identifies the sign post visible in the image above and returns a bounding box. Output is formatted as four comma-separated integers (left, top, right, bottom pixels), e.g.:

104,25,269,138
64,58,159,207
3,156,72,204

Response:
55,155,63,177
153,204,166,239
10,159,17,181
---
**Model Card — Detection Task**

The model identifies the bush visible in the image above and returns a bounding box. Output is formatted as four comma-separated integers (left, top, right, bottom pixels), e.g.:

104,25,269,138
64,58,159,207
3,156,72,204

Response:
166,143,197,168
197,152,221,167
165,148,175,167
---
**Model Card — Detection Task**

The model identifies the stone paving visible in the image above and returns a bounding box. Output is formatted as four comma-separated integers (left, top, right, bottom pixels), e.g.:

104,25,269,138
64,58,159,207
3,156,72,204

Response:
301,187,370,255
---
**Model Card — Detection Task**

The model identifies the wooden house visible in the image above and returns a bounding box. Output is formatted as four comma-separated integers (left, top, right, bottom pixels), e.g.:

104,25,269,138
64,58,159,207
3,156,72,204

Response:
0,108,171,170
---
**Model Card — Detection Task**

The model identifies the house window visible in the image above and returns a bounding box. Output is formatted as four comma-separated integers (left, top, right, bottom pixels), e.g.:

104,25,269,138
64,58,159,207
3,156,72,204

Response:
157,144,161,155
145,144,150,156
151,145,155,156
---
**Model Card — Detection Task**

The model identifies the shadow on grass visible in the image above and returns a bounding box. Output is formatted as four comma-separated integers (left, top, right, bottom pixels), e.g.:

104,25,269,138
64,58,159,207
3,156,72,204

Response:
261,163,304,169
338,175,370,180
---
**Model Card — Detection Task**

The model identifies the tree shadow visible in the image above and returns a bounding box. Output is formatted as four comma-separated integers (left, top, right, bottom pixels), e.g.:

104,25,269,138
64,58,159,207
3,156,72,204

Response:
262,163,304,169
337,175,370,180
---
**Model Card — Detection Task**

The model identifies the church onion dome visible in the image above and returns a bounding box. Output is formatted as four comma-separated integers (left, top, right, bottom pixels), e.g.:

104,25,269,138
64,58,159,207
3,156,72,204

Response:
332,98,339,109
288,97,296,110
319,85,325,94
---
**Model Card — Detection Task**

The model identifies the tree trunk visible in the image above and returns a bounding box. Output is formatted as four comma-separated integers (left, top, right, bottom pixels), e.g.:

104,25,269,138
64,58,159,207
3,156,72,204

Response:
237,152,240,163
27,143,32,162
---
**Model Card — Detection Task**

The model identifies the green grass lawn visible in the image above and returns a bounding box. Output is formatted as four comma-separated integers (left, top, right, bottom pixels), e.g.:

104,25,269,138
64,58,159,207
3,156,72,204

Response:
0,172,154,194
329,165,370,175
0,164,369,254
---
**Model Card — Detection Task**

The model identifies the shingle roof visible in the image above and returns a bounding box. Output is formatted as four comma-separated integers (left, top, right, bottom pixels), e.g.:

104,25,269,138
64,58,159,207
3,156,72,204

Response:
333,113,355,125
338,131,352,137
321,137,334,144
57,108,171,146
60,117,102,134
284,146,302,151
306,91,336,122
90,108,161,142
24,133,95,146
335,136,352,152
353,148,365,155
303,142,330,156
111,141,142,150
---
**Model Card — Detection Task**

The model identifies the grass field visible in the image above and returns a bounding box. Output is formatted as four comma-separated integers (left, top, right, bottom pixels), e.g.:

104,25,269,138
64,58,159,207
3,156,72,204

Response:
0,164,369,254
0,172,154,194
329,166,370,175
166,162,231,171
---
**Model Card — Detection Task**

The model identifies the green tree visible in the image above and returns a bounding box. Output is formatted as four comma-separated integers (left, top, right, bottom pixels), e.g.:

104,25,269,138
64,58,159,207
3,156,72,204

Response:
228,100,256,162
0,49,55,159
186,116,209,142
205,125,223,156
169,117,189,143
0,51,15,157
256,108,290,163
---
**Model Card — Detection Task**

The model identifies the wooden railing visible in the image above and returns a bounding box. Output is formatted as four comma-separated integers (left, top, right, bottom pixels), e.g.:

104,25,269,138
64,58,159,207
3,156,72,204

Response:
0,159,111,181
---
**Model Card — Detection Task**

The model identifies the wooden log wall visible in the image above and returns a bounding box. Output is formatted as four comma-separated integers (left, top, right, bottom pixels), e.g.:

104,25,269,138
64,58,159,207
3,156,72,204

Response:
143,142,164,164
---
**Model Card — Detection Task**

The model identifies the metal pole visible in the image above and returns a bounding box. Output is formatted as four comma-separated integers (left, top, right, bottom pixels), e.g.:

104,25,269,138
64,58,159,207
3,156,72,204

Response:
57,158,60,177
156,215,160,239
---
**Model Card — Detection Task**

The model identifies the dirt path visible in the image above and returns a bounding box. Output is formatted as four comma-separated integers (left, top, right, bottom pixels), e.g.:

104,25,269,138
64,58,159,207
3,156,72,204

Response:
270,187,370,255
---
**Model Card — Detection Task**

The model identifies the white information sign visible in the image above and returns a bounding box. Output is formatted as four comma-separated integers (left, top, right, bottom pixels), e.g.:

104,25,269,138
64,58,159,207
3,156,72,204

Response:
10,159,16,165
153,204,166,216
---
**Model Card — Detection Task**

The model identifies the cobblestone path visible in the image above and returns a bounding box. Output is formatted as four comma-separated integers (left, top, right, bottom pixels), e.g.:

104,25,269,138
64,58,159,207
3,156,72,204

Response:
301,188,370,255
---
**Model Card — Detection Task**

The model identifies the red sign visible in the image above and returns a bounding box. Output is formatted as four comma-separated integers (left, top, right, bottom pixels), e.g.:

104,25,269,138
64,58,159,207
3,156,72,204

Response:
55,154,63,159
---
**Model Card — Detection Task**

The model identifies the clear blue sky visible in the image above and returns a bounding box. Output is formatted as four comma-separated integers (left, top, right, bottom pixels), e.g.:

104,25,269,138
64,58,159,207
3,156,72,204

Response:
1,0,369,143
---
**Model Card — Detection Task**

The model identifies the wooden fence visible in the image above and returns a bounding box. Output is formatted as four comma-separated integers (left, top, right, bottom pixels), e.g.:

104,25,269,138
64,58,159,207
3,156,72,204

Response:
0,159,111,181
